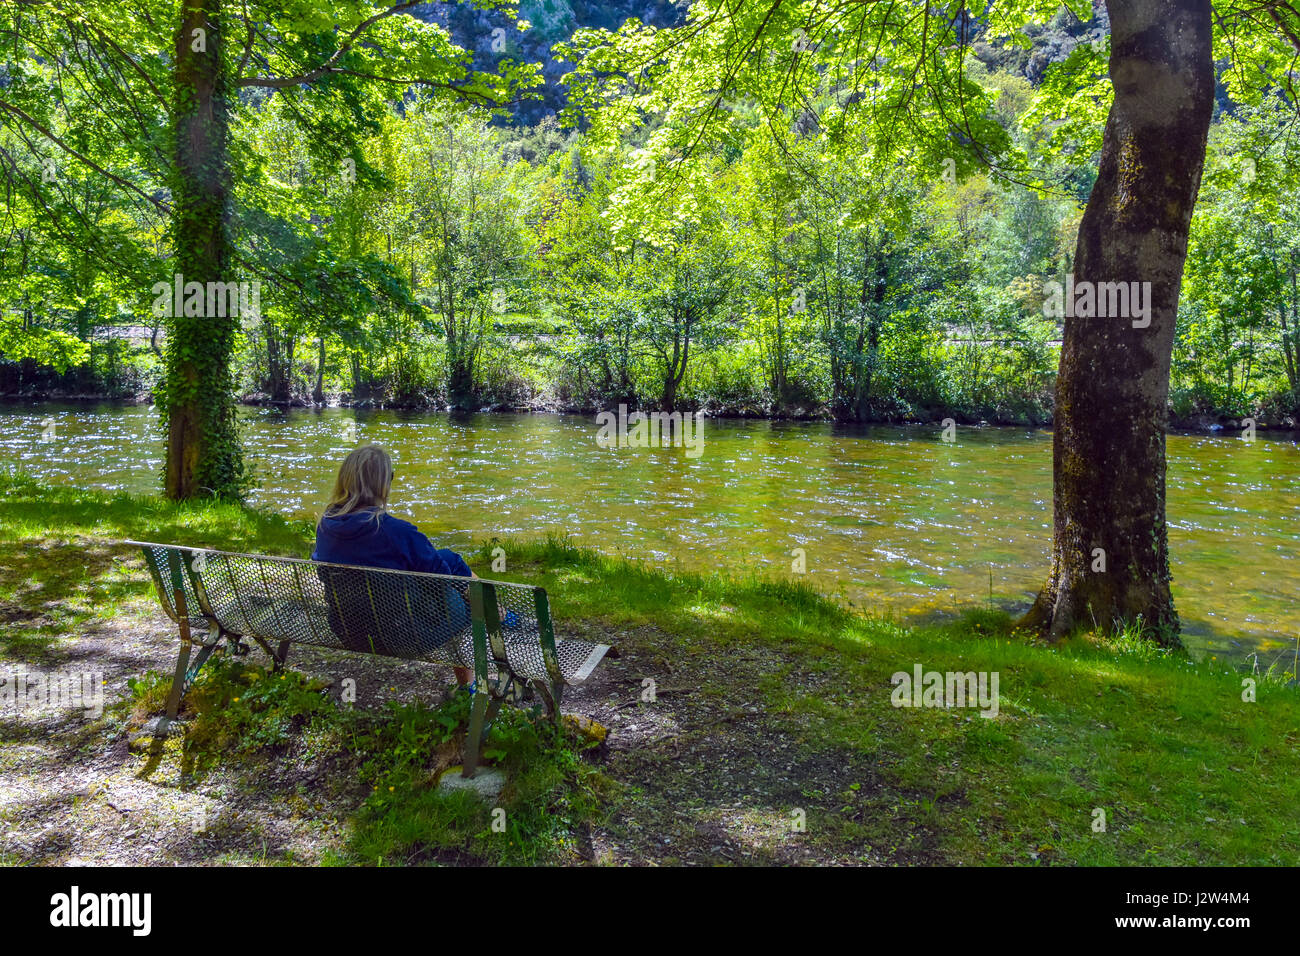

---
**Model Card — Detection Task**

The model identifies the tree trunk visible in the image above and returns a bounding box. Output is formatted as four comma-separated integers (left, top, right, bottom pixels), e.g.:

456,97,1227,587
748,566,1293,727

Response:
1282,255,1299,393
663,316,690,413
351,353,365,401
163,0,242,499
312,335,326,404
447,341,474,407
1022,0,1214,644
662,375,677,413
266,319,291,403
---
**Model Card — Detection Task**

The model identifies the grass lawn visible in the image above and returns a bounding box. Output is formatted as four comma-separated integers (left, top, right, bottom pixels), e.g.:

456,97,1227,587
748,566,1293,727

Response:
1,469,1296,865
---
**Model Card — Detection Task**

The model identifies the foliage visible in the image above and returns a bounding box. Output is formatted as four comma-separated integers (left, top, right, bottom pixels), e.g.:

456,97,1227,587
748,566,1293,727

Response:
4,2,1300,430
1179,98,1300,418
0,0,542,496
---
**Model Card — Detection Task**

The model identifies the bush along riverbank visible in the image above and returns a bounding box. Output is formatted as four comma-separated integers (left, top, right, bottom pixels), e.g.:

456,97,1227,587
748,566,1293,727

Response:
1,472,1297,865
5,320,1298,430
5,387,1299,436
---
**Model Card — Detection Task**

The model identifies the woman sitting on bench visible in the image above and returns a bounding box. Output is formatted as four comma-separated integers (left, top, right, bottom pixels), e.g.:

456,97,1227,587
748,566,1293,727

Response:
313,443,476,688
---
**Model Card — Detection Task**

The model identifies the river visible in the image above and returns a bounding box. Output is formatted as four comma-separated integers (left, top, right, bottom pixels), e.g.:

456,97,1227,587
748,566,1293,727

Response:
2,402,1297,665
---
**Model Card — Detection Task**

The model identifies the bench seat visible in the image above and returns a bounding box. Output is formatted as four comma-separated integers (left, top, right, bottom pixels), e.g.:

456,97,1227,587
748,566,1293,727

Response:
128,540,611,776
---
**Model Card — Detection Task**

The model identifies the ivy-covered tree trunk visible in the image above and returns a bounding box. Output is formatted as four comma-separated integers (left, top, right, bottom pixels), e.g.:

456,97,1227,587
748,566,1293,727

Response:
163,0,243,499
1023,0,1214,643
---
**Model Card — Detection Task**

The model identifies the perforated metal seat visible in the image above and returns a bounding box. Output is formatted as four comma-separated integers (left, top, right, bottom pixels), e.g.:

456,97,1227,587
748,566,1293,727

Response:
128,540,612,777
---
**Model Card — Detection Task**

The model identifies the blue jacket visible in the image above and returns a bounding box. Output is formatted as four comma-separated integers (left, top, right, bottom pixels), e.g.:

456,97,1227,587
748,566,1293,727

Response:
311,510,473,655
312,510,472,578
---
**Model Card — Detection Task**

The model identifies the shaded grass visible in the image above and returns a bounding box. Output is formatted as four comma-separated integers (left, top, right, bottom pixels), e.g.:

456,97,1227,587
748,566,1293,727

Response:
0,469,310,659
123,655,609,865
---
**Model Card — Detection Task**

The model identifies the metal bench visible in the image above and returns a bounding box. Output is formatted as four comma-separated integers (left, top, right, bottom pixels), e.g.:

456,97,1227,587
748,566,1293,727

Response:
128,540,612,777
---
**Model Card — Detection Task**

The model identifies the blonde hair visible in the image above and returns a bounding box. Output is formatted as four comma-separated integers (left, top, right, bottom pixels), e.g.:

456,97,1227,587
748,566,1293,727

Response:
321,444,393,523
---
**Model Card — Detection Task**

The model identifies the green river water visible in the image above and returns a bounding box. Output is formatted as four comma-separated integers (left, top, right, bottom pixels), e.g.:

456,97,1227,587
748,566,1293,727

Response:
2,402,1297,665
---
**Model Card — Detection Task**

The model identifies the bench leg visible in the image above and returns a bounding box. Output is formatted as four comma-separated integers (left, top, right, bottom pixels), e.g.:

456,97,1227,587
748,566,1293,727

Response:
530,679,554,717
530,679,564,724
165,640,193,720
482,696,504,733
247,633,289,671
165,635,225,721
462,680,511,779
463,689,490,779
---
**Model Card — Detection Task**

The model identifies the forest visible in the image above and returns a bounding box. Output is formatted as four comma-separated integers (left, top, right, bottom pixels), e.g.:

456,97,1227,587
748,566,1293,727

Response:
3,3,1297,431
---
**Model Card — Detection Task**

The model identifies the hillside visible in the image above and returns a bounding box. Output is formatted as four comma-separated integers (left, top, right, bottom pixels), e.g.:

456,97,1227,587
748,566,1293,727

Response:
421,0,692,122
421,1,1110,123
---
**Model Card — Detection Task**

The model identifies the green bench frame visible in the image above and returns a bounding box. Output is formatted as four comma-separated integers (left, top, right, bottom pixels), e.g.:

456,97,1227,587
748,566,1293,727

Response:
128,540,611,777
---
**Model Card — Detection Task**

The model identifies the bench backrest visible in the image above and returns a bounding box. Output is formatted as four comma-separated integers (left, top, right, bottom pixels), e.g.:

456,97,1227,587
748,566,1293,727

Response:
128,540,563,685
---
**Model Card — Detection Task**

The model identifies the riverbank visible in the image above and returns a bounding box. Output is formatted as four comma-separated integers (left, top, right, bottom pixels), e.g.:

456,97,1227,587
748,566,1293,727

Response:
3,389,1297,434
2,473,1296,865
